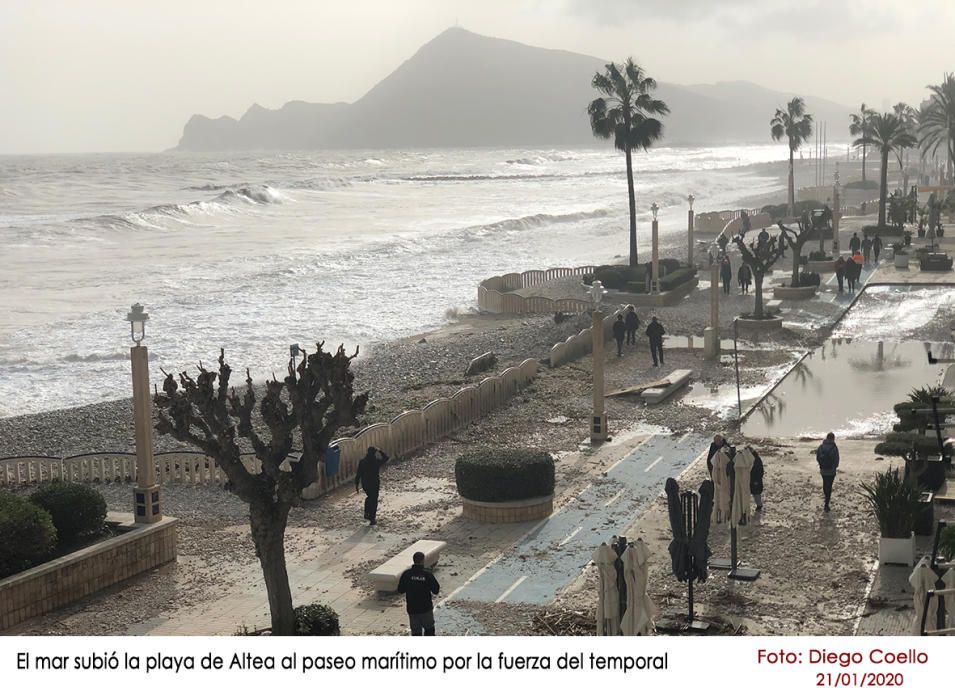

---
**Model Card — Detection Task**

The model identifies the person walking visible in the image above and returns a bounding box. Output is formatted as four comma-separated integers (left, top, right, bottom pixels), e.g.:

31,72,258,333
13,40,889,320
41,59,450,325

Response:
720,257,732,295
872,234,883,264
861,233,873,265
355,446,389,526
397,552,440,636
844,256,857,293
815,432,840,512
612,313,626,357
624,305,640,346
706,434,726,476
645,315,666,367
849,232,861,256
748,446,764,512
834,255,846,294
738,263,752,294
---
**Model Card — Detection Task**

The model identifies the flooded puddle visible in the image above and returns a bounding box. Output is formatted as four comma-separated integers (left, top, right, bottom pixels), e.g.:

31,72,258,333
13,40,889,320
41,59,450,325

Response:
742,339,951,439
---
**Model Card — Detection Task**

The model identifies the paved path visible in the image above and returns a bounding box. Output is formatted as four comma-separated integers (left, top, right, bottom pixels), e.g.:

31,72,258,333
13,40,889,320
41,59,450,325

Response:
442,433,709,607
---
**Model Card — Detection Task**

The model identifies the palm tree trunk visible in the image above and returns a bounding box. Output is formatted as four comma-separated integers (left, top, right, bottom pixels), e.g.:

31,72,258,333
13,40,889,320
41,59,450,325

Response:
250,499,295,635
879,150,889,228
625,146,638,266
862,143,867,182
788,149,795,218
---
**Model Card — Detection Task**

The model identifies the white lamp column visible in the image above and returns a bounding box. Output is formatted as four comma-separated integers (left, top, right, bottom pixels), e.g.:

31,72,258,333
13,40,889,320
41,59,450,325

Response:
651,202,660,293
127,303,161,524
687,194,695,267
704,259,720,360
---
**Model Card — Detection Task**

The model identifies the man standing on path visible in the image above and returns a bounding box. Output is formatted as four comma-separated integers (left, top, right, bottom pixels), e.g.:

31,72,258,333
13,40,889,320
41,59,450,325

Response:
861,233,873,265
720,257,732,295
355,446,389,525
815,432,840,512
397,551,440,636
646,315,666,367
849,232,861,256
624,305,640,346
612,313,626,357
834,255,846,294
872,234,883,264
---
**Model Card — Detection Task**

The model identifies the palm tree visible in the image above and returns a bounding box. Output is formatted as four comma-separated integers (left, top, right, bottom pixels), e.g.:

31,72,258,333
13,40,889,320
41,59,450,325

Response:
588,59,669,266
849,103,877,182
854,113,918,227
770,97,813,218
920,74,955,185
892,102,917,181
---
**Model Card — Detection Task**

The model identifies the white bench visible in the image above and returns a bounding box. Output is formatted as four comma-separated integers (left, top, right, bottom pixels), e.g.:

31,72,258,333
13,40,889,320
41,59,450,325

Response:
368,539,447,593
764,300,783,314
643,370,693,405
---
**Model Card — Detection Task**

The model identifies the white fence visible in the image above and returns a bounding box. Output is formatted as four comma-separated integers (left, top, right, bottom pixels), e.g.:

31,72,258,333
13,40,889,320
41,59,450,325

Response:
549,305,625,368
478,266,595,314
0,359,539,501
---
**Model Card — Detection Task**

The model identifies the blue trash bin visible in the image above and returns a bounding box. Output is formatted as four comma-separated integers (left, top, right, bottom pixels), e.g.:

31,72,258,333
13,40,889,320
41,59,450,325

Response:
324,445,341,478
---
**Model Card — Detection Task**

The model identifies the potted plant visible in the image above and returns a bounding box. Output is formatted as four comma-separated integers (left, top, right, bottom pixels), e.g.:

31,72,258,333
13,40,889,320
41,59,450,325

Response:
892,242,909,269
861,468,921,566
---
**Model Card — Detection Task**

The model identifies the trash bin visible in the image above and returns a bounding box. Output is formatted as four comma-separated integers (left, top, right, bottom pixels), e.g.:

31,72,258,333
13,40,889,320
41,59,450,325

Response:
324,445,341,478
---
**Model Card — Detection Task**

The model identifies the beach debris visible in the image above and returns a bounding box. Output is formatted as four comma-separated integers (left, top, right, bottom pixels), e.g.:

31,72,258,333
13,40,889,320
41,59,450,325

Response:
465,351,498,376
532,608,596,636
417,337,427,344
605,379,671,398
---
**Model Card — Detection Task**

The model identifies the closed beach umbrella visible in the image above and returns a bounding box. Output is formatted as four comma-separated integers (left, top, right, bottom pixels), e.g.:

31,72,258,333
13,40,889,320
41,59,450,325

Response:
621,540,656,636
711,447,733,524
689,479,714,580
594,543,620,636
909,557,939,633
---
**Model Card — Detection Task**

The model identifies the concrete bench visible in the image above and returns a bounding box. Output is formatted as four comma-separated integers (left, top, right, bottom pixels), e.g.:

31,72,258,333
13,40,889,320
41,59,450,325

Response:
764,300,782,314
367,539,447,593
643,370,693,405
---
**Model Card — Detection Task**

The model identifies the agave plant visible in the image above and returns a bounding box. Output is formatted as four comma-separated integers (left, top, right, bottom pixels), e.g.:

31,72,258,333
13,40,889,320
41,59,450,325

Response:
860,468,922,538
907,385,952,404
938,525,955,561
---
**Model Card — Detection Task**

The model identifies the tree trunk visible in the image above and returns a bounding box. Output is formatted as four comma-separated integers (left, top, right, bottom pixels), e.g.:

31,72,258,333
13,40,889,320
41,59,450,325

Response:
250,499,295,635
862,142,867,182
626,146,638,266
754,271,765,319
787,150,795,218
792,243,801,286
879,150,889,228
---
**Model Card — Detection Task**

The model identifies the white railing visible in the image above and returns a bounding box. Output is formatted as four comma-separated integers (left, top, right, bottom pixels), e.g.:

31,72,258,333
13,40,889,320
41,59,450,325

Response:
0,359,539,501
478,265,595,314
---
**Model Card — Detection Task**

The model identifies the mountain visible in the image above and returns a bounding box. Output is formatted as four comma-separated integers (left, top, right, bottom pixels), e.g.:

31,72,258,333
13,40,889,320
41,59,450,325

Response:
175,28,850,150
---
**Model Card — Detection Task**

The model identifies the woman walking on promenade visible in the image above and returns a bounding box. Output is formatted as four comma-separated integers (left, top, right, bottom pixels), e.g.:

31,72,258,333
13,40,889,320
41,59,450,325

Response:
720,257,732,295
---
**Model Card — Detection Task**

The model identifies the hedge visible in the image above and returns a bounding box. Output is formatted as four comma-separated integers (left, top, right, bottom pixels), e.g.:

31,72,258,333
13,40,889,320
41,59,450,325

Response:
592,264,642,291
294,604,341,636
808,250,831,261
794,271,821,288
30,482,107,543
761,200,825,219
454,448,555,503
0,492,57,578
862,224,904,237
658,267,697,291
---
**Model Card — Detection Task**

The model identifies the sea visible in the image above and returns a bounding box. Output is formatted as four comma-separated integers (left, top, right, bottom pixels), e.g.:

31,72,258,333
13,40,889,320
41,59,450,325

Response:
0,145,790,417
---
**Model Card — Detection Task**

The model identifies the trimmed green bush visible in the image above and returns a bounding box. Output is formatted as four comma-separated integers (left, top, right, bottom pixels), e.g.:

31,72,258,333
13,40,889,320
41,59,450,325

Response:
760,200,825,219
294,603,341,636
0,491,57,578
455,448,555,503
593,264,643,291
938,525,955,561
862,224,903,237
794,271,821,288
625,280,646,294
658,267,697,291
30,482,107,543
808,250,831,261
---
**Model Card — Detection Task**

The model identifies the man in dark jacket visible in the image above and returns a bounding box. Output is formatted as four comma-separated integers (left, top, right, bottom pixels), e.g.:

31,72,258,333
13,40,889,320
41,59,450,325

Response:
706,434,725,475
815,432,839,512
861,233,873,265
624,306,640,346
397,551,440,636
645,316,666,367
355,446,389,525
872,234,883,263
849,232,861,255
834,255,846,294
749,447,764,512
612,313,626,357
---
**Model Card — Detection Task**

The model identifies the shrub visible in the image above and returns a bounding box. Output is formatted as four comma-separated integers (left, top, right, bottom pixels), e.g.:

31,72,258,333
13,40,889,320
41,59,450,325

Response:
861,468,922,538
0,492,57,578
455,448,555,503
582,273,594,285
593,264,642,291
658,267,697,291
794,271,820,288
862,224,903,237
808,250,831,261
760,200,825,219
294,604,340,636
29,482,107,543
625,280,646,294
845,180,879,190
938,525,955,561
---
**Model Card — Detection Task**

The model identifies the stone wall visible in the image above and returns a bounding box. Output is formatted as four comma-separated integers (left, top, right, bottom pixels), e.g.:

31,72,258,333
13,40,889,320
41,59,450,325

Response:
0,512,177,631
461,495,553,523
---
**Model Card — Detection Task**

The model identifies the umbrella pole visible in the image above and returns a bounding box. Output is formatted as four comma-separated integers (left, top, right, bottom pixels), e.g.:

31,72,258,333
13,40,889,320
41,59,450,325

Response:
683,492,695,622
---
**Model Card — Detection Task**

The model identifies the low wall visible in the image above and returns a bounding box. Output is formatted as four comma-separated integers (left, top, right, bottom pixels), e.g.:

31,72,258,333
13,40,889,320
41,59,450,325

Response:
0,512,177,631
461,495,553,523
478,266,595,314
549,305,625,369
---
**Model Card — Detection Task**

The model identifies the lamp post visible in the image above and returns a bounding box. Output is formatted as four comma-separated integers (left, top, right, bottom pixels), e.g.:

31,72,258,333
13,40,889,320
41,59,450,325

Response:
832,167,841,255
127,303,160,524
704,244,720,360
651,202,660,294
687,194,695,267
590,282,608,444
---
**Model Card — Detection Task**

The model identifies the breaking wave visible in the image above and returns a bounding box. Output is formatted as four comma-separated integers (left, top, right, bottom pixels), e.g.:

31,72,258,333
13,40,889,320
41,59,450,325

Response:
459,208,611,237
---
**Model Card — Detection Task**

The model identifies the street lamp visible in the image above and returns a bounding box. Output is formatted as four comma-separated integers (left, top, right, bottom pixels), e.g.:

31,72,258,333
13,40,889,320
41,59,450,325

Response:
687,194,695,210
127,302,149,345
651,202,659,221
687,195,696,267
127,303,160,524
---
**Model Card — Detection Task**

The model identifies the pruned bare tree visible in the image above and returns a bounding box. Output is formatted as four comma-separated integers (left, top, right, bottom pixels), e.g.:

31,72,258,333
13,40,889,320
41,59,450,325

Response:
733,231,787,319
154,344,368,635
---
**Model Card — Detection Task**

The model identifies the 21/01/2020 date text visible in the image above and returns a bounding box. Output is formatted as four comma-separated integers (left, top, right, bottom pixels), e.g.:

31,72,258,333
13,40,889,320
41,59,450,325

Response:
816,672,904,687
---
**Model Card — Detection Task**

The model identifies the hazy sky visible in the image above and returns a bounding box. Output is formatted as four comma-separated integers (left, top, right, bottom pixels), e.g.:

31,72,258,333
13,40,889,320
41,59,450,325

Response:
2,0,953,153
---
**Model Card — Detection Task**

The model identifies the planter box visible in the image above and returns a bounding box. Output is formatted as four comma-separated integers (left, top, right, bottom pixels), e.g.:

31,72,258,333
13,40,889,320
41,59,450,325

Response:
804,260,836,273
894,254,910,269
878,534,916,566
734,315,783,332
772,285,818,301
919,254,953,272
461,494,553,523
